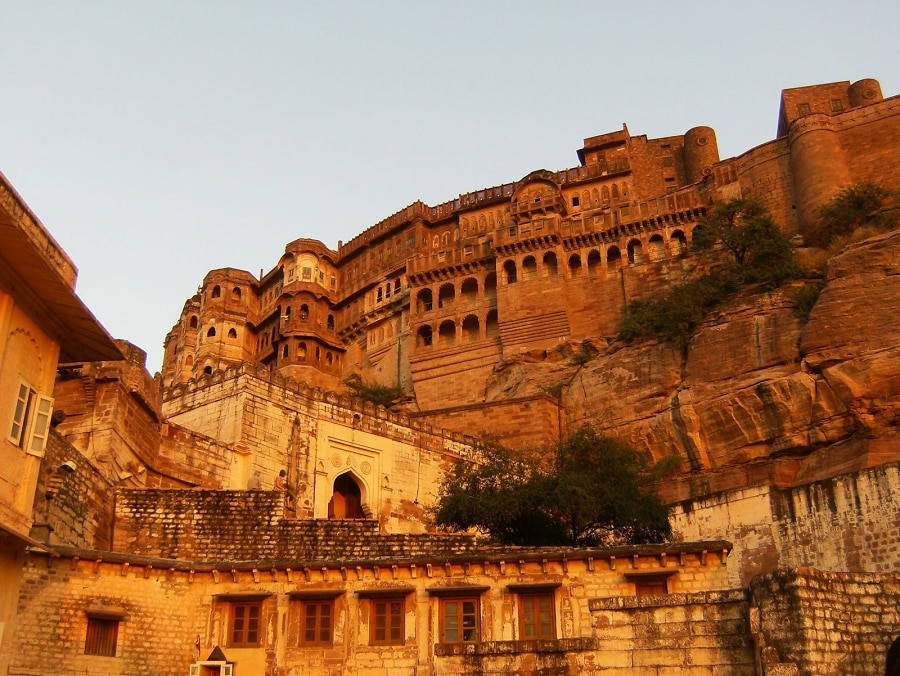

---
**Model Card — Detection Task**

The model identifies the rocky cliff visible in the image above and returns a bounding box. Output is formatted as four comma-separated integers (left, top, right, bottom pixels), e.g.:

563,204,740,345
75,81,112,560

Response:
486,230,900,501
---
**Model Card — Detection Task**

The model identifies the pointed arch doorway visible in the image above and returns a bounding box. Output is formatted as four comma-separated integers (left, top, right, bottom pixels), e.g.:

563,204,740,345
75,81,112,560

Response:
328,472,366,519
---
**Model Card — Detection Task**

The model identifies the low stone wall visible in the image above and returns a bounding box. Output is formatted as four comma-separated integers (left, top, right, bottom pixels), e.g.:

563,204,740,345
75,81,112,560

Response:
749,567,900,675
113,489,479,562
589,590,755,673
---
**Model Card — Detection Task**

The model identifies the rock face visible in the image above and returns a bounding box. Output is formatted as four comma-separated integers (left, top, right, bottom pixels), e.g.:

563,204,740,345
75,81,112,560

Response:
480,231,900,585
555,231,900,502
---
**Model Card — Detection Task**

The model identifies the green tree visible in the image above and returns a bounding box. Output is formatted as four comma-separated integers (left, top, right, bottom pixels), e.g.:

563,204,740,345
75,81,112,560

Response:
618,272,738,353
693,198,801,285
812,182,897,248
434,425,674,547
342,373,402,408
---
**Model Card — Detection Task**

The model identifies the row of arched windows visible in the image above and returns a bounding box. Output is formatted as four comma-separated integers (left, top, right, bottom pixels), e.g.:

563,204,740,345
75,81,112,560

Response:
460,209,505,238
415,273,497,314
282,303,335,330
279,340,340,370
372,278,403,306
570,182,630,210
415,310,500,349
209,285,243,301
206,326,239,339
500,230,690,284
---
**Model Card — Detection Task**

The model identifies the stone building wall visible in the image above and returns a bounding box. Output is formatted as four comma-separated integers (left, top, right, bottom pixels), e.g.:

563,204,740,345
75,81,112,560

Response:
671,462,900,587
412,395,562,450
112,489,480,562
8,538,735,676
31,429,116,550
589,590,753,673
749,568,900,675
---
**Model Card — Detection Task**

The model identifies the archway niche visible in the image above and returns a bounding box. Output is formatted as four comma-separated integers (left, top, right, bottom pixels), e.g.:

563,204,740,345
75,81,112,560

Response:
607,246,622,269
328,472,366,519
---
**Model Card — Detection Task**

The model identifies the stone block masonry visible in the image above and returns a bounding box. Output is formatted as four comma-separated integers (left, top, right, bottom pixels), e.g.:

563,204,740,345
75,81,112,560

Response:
750,567,900,675
113,488,481,562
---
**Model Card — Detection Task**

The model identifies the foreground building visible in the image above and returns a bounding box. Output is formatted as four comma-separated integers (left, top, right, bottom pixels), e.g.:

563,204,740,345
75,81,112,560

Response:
3,77,900,674
0,172,121,673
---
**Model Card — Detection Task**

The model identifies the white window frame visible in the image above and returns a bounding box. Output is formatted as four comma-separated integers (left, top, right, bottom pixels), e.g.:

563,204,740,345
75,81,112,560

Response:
7,380,53,456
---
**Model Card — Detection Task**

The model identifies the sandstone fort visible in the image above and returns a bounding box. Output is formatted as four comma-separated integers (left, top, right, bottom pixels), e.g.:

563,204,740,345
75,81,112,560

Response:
1,77,899,675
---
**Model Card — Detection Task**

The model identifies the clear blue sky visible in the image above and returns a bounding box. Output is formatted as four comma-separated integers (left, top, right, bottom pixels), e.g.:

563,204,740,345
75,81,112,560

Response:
2,1,898,373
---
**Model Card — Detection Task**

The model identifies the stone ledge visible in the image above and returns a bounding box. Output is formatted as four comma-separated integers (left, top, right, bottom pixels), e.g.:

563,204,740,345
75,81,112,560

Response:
590,588,748,611
434,636,597,657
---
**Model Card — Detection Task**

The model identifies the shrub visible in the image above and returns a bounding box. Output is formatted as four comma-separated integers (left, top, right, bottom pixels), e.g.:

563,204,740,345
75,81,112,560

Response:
793,283,821,321
343,373,402,408
812,183,897,248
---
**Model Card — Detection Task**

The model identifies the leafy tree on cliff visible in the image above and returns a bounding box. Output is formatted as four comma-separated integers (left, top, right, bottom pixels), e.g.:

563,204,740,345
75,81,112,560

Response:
811,182,898,249
692,197,801,285
433,425,674,547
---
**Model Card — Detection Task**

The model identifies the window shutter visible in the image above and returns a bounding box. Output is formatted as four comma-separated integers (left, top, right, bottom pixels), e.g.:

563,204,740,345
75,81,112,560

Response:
8,383,31,445
27,396,54,456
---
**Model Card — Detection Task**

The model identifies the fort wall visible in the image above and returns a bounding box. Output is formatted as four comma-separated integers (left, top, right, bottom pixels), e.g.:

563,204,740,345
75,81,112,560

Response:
671,462,900,588
749,568,900,675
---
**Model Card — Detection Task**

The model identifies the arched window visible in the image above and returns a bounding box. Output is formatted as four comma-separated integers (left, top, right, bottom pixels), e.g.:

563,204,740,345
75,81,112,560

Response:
592,188,600,205
300,304,309,321
587,250,602,274
417,289,433,313
284,306,292,318
417,325,433,347
394,279,401,294
648,235,665,261
484,272,497,298
485,310,499,339
607,246,622,269
601,185,610,205
189,316,198,329
227,328,237,339
282,344,289,358
461,277,478,302
211,285,221,299
462,315,480,343
326,352,333,367
438,320,456,347
627,239,644,265
206,327,216,338
377,287,383,303
503,260,517,284
298,342,307,361
328,473,365,519
543,252,558,276
438,283,455,309
612,184,620,201
203,365,213,375
523,256,537,280
232,287,241,300
327,315,335,330
568,254,582,277
670,230,687,256
315,346,320,361
185,354,194,366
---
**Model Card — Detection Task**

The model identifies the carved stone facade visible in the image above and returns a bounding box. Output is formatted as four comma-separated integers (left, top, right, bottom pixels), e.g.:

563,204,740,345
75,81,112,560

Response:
161,78,900,423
